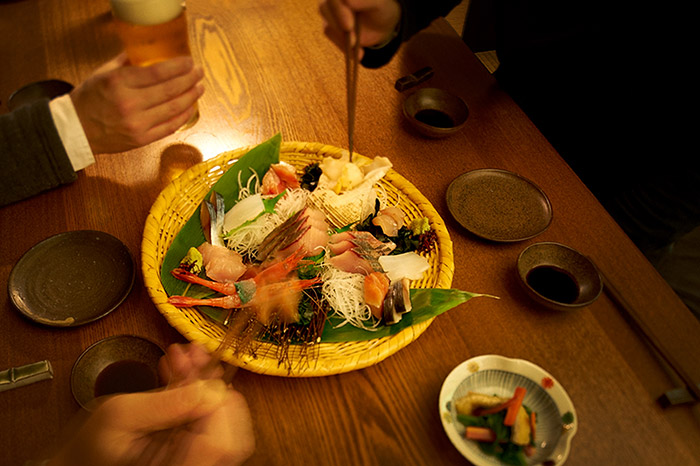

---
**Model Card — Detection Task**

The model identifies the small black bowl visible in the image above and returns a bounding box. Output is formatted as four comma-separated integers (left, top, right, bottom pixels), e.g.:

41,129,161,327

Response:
517,242,602,311
8,79,74,111
402,88,469,138
71,335,165,409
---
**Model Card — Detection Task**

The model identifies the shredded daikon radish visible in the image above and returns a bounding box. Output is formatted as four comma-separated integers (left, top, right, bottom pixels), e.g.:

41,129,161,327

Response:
272,187,309,219
225,188,310,257
236,168,261,201
321,266,379,330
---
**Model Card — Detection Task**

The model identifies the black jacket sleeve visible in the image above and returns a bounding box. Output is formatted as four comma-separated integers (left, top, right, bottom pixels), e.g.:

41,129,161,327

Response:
361,0,461,68
0,99,77,206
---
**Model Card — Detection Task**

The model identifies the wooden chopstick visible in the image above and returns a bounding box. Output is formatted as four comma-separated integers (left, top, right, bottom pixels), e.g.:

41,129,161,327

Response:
600,270,700,404
345,15,360,162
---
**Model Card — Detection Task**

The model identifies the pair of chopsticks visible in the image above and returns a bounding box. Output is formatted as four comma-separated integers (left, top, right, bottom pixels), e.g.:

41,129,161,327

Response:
600,270,700,405
344,16,360,162
197,308,254,380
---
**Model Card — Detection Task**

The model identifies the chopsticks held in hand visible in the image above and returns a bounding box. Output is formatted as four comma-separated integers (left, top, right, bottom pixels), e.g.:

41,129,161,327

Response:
601,270,700,405
345,15,360,162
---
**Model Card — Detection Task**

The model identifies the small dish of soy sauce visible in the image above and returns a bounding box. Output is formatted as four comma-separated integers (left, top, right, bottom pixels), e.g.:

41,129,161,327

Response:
402,88,469,138
516,242,602,311
71,335,165,409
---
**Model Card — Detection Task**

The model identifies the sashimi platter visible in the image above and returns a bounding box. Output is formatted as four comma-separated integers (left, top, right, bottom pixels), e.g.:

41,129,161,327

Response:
142,135,492,376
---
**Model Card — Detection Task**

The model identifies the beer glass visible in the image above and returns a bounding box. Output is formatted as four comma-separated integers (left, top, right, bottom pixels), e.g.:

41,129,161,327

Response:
110,0,198,129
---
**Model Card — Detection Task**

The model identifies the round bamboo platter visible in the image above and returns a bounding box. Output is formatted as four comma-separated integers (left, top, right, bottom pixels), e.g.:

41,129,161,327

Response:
142,141,454,377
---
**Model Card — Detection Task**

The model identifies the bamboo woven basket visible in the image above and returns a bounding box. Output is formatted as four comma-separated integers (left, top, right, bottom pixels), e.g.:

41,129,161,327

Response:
142,141,454,377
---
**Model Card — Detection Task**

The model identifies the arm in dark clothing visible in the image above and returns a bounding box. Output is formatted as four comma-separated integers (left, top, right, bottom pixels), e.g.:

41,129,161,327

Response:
361,0,461,68
0,99,76,206
604,171,700,255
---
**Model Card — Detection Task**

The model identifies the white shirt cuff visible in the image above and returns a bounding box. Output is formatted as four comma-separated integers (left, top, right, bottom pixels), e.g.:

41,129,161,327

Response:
49,94,95,172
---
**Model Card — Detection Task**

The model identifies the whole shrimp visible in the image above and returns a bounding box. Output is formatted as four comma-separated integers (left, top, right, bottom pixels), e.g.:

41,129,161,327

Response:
167,249,318,324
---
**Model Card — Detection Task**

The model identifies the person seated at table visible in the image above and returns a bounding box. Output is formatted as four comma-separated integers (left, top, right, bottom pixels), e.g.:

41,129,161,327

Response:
40,343,254,466
319,0,700,318
0,53,204,207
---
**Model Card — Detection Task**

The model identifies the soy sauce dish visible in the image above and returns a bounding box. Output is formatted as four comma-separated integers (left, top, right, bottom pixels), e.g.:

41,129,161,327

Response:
402,88,469,138
516,242,602,311
71,335,165,409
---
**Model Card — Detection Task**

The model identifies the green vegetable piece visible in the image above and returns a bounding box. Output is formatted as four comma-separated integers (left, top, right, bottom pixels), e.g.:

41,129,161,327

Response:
561,411,575,424
410,217,430,235
456,414,483,427
235,280,257,304
179,247,203,274
499,443,528,466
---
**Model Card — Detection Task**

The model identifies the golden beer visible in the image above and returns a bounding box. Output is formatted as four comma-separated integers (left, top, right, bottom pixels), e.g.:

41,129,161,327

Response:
110,0,198,128
112,11,191,66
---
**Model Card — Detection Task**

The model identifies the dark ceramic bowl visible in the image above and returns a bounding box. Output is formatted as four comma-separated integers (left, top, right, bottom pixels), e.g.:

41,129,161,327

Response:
71,335,165,409
8,79,73,111
402,88,469,138
517,242,602,311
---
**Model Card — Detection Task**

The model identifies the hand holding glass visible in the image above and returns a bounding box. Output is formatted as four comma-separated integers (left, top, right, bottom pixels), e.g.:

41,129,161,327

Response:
110,0,199,129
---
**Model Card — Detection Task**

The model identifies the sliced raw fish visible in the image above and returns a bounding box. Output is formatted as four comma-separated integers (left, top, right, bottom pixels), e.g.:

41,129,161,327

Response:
371,206,404,237
304,207,329,230
261,162,300,195
363,272,390,319
197,242,247,283
328,250,376,275
327,240,354,256
329,230,395,255
378,252,430,281
273,207,329,260
278,225,329,258
329,230,355,244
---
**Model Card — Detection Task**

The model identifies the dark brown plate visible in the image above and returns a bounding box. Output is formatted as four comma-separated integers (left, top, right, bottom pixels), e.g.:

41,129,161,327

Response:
71,335,165,409
447,169,552,242
8,230,135,326
7,79,74,111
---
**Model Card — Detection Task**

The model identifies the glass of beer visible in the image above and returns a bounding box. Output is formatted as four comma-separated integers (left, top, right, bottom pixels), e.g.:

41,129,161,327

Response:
110,0,199,129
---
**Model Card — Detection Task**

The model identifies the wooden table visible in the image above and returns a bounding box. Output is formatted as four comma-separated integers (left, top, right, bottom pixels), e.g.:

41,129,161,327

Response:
2,0,699,464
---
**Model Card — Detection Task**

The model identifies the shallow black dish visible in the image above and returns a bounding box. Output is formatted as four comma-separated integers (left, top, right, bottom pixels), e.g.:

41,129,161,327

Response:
447,168,552,242
8,230,135,327
8,79,74,111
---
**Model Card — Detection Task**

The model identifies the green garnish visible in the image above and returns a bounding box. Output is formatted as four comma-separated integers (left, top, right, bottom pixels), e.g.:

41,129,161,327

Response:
179,247,203,274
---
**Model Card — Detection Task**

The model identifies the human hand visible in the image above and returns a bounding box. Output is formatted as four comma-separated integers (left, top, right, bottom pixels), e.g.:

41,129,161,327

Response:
70,53,205,154
47,344,254,466
159,342,226,385
319,0,401,59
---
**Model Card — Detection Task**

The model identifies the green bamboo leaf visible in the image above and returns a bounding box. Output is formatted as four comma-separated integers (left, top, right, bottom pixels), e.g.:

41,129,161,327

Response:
160,134,281,295
321,288,496,342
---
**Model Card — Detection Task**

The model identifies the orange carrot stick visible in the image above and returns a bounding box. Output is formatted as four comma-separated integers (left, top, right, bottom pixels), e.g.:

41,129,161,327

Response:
473,399,512,416
465,426,497,442
504,386,526,426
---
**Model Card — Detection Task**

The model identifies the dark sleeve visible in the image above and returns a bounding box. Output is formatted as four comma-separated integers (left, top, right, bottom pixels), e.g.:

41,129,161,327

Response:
603,171,700,254
361,0,462,69
0,99,77,206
